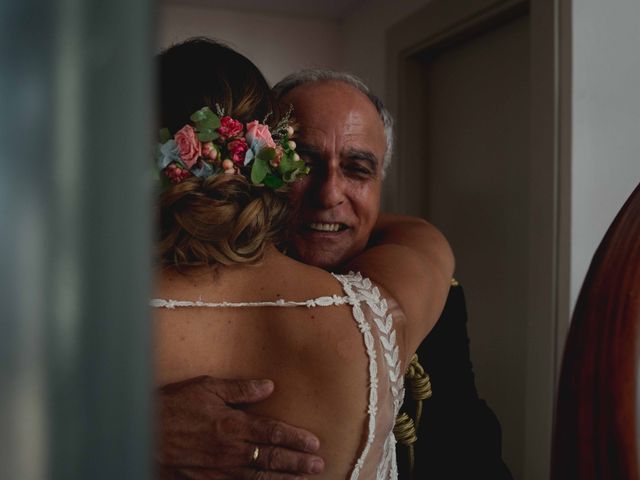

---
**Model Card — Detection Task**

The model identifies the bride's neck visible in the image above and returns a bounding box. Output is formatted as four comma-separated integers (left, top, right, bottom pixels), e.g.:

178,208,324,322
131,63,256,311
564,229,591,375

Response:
159,242,285,278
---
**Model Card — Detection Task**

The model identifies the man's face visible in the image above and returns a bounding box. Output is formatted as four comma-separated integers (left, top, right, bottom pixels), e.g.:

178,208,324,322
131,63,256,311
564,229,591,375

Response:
282,80,386,270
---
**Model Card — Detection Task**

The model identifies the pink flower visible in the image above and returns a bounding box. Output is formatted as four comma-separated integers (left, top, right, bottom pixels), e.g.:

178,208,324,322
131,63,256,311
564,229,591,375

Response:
164,163,192,183
174,125,201,169
217,116,243,140
246,120,276,150
202,142,218,161
228,138,249,165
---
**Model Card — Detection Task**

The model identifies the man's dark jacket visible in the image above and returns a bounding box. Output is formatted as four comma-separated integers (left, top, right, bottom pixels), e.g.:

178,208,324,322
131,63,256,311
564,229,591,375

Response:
397,284,513,479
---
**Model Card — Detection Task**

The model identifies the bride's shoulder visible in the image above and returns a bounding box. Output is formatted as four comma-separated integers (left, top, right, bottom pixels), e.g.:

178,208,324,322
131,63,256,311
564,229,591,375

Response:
266,253,345,296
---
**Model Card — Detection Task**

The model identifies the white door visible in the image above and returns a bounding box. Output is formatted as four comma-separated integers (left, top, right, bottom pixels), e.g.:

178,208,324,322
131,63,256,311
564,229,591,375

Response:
419,15,530,478
388,2,566,478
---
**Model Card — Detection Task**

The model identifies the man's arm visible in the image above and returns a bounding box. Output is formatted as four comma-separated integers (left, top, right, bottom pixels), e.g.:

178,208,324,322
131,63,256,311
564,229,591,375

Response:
157,376,324,479
345,213,454,364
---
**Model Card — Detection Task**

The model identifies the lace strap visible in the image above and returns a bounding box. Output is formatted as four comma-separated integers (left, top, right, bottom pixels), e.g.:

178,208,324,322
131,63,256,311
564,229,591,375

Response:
332,273,379,480
334,272,404,400
149,294,354,310
334,271,404,480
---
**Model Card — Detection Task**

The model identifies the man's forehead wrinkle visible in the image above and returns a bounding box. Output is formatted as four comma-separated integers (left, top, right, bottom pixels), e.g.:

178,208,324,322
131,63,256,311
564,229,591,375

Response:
298,120,373,145
344,147,378,164
295,126,331,153
298,131,377,162
285,82,386,165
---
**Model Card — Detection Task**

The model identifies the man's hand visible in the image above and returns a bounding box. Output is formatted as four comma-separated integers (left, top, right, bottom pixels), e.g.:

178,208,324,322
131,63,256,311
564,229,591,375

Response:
157,376,325,479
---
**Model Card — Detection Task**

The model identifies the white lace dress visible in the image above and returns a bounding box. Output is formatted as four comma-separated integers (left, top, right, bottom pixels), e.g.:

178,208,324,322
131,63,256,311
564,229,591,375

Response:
151,272,405,479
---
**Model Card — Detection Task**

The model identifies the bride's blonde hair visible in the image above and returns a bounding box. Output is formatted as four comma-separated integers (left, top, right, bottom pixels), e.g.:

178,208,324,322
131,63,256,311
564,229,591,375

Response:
157,38,291,268
159,175,290,267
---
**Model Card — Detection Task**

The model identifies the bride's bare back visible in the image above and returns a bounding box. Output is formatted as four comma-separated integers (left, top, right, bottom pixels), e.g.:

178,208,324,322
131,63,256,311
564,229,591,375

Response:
153,247,406,479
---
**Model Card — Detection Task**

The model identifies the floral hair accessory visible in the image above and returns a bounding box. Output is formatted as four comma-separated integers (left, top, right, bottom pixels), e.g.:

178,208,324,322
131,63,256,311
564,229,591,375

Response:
156,106,309,189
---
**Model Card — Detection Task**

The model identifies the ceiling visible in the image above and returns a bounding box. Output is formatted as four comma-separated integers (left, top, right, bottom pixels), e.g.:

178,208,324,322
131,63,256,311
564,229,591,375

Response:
161,0,365,19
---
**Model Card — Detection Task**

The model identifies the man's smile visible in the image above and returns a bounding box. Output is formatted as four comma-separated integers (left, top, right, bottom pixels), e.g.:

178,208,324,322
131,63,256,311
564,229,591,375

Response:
306,222,349,233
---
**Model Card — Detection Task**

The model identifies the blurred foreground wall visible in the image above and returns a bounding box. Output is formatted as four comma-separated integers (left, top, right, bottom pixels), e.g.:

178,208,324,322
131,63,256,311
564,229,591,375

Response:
0,1,153,479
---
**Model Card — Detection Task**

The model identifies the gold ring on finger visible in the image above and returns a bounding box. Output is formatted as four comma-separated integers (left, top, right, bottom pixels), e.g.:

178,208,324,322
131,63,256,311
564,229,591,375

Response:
250,445,260,465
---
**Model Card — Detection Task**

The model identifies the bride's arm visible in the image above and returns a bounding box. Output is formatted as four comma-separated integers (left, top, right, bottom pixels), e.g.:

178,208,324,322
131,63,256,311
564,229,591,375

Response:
344,213,454,364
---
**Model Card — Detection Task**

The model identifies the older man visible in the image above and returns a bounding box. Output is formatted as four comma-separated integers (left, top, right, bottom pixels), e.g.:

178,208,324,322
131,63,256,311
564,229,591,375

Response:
158,69,510,480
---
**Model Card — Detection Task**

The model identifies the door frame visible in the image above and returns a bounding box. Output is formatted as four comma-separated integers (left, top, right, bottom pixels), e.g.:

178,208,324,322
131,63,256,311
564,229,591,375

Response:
385,1,571,478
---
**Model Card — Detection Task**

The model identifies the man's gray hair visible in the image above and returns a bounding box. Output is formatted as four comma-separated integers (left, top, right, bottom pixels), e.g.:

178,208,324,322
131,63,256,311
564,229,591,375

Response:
272,69,394,177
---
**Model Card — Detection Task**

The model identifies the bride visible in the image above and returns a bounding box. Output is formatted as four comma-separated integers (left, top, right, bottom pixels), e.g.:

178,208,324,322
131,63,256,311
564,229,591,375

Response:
152,39,453,479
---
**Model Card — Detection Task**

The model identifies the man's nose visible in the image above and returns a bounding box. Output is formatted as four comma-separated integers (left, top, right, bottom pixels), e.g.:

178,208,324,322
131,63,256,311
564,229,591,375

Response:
314,167,346,209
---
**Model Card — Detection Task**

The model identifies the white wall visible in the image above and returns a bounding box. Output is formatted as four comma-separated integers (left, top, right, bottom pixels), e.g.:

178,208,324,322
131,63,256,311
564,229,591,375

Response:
340,0,432,101
570,0,640,309
157,3,343,85
157,0,433,93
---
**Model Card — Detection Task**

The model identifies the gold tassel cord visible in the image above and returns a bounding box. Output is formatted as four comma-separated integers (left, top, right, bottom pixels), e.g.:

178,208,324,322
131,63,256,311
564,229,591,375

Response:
395,353,432,479
395,284,453,476
405,353,432,427
394,412,417,477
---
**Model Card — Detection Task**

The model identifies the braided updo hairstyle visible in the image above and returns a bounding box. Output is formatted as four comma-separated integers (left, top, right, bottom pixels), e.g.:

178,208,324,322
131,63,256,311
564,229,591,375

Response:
158,38,291,267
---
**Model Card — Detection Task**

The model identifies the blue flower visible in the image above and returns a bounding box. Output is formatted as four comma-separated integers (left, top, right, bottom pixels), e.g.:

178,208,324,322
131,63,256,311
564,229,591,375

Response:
157,140,180,169
190,160,216,178
244,147,256,166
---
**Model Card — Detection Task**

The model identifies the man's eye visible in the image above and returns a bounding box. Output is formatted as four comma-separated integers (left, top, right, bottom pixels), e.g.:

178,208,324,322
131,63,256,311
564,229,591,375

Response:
346,164,371,176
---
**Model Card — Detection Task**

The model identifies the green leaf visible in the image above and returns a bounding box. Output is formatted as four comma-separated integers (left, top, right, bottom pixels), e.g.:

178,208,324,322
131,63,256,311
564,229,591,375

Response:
263,173,284,189
190,106,212,123
282,169,296,182
197,129,219,142
282,160,309,182
256,147,276,163
159,128,172,144
278,151,294,174
199,114,221,130
251,156,269,184
190,107,221,130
